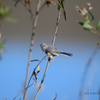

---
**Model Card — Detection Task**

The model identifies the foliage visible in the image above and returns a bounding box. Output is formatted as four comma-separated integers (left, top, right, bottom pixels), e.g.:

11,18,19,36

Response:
0,1,17,60
0,39,5,60
76,3,100,44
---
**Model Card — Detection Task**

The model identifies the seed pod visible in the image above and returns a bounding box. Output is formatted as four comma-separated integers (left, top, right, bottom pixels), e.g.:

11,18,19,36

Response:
37,65,40,73
87,3,93,10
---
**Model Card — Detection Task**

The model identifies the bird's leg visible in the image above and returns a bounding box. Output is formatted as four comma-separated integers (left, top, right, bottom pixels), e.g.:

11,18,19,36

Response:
47,53,54,61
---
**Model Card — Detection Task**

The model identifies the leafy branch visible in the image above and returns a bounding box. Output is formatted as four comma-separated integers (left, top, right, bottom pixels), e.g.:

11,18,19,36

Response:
0,1,17,60
76,3,100,44
34,0,66,99
76,3,100,100
14,0,56,99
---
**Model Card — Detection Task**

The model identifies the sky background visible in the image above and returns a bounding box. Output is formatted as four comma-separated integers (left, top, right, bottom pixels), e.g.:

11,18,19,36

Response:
0,0,100,100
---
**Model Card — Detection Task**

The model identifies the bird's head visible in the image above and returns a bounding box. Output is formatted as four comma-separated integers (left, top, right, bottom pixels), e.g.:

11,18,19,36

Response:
40,43,47,48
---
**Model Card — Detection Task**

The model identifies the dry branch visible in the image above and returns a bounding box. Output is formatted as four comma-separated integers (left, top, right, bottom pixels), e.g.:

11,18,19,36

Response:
79,45,100,100
23,0,41,100
34,8,62,100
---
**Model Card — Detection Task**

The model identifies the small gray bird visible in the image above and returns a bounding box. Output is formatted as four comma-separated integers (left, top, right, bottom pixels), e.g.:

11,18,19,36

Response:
40,43,73,57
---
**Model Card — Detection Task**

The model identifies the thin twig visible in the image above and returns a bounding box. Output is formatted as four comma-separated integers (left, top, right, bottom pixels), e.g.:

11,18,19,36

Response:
89,21,100,37
39,0,56,13
86,16,100,37
13,82,34,100
34,7,62,100
28,3,34,19
79,45,100,100
34,58,51,100
27,55,47,87
52,9,62,46
23,0,41,100
15,0,33,19
39,1,46,13
53,92,57,100
84,65,95,100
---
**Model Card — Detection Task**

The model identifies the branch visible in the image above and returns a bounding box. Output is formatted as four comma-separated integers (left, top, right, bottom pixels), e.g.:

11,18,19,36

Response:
34,7,62,100
52,9,62,46
79,45,100,100
85,15,100,37
13,55,47,100
15,0,33,18
23,0,41,100
27,55,47,87
39,0,56,13
34,58,51,100
13,82,34,100
89,21,100,37
53,92,57,100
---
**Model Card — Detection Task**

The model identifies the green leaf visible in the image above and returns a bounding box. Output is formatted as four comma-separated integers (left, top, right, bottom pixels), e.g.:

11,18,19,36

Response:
0,7,4,17
88,10,94,22
58,4,61,10
61,0,65,3
5,17,18,23
97,20,100,30
78,22,84,26
83,28,97,34
78,21,92,29
31,59,39,62
5,7,11,16
0,40,5,48
84,20,90,24
89,30,97,34
83,23,92,29
85,14,88,20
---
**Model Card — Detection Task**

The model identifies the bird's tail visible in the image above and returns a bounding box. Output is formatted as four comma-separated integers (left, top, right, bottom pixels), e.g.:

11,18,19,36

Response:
60,52,73,57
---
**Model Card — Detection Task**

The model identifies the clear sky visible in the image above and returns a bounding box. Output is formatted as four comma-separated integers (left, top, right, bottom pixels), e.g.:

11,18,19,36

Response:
0,0,100,100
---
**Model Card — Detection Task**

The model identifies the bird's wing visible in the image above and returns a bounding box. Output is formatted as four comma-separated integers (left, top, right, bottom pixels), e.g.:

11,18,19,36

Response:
46,45,60,56
54,47,61,53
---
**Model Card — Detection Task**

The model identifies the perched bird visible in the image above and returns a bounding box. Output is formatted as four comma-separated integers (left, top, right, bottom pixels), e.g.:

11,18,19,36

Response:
40,43,73,57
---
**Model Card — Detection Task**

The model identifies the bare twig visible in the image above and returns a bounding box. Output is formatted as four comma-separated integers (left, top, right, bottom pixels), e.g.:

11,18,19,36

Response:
27,55,47,87
14,0,21,6
34,7,62,100
39,0,56,13
53,92,57,100
34,58,51,100
13,82,34,100
15,0,33,18
79,45,100,100
23,0,41,100
13,54,47,100
52,9,62,46
83,65,95,100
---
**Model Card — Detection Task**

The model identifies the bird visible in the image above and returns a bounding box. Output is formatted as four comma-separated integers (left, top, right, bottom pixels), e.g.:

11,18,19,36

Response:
40,43,73,58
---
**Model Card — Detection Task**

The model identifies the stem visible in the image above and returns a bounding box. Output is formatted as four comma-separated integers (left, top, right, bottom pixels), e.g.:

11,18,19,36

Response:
13,82,34,100
89,21,100,37
34,8,62,100
79,45,99,100
53,92,57,100
23,0,41,100
34,58,51,100
27,55,47,87
52,10,62,46
86,16,100,37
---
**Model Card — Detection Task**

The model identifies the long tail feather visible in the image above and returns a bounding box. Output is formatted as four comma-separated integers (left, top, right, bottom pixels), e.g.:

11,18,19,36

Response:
61,52,73,57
